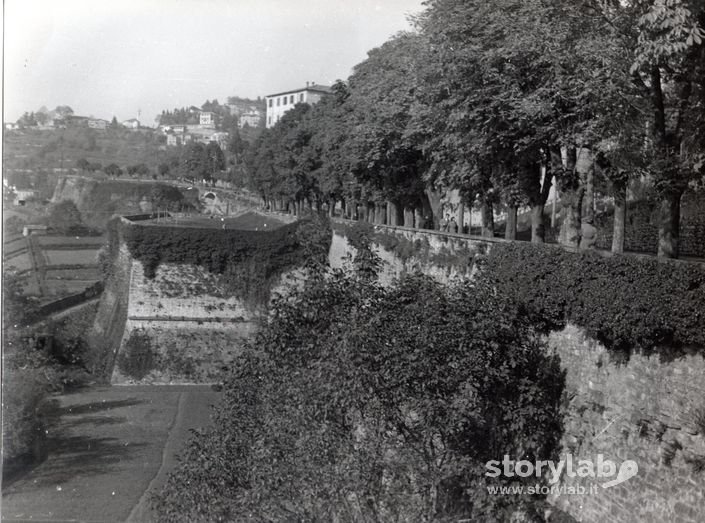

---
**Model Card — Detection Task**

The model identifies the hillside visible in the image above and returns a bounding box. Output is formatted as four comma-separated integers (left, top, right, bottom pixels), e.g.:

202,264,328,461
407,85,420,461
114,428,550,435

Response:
3,127,170,173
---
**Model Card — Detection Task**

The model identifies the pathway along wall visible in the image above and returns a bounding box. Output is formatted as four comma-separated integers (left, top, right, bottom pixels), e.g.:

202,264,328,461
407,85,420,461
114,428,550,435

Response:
329,221,705,523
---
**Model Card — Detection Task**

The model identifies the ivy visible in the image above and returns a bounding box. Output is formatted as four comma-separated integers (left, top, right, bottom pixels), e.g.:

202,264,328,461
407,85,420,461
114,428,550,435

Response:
476,242,705,355
120,214,331,308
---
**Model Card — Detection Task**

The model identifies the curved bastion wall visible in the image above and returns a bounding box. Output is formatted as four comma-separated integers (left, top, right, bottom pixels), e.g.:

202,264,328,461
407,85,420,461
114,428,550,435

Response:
89,216,308,385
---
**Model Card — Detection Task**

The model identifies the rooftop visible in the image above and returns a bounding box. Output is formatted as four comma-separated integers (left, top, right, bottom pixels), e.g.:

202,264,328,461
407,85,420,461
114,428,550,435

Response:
265,84,333,98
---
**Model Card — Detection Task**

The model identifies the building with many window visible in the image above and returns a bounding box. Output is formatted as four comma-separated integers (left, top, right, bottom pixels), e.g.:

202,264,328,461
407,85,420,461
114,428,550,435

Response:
238,110,262,128
264,83,332,128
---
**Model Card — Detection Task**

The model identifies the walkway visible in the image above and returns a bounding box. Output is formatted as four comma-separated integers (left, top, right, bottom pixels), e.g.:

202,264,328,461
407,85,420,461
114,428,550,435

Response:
1,385,220,522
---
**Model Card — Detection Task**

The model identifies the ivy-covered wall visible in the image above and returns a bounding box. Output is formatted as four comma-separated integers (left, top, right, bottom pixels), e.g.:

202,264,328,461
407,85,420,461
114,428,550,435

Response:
93,215,330,384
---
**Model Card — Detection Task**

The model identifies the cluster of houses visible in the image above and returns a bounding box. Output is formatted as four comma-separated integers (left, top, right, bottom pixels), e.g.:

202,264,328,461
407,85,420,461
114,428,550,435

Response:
159,111,229,149
6,81,333,145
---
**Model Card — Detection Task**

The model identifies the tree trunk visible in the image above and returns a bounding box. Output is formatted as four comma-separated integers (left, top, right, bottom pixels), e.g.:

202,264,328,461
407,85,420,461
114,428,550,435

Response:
375,203,385,225
658,191,681,258
505,205,518,240
414,207,424,229
611,186,626,254
579,161,596,251
328,198,335,217
368,202,376,223
421,192,436,229
456,203,465,234
387,201,402,226
404,207,414,228
480,200,494,238
531,205,545,243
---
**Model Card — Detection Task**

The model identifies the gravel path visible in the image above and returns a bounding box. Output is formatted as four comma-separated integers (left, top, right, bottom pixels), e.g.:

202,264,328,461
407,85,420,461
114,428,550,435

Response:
1,385,220,522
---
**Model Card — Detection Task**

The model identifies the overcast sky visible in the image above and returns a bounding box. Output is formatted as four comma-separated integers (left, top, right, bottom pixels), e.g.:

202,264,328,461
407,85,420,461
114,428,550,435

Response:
4,0,425,126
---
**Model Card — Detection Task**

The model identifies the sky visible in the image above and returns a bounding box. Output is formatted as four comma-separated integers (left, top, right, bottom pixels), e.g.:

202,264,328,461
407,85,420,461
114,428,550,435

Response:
4,0,425,126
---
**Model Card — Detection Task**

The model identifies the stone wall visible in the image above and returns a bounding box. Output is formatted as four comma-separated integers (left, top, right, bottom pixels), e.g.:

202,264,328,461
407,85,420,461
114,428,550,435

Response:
547,326,705,523
110,257,261,384
329,222,502,285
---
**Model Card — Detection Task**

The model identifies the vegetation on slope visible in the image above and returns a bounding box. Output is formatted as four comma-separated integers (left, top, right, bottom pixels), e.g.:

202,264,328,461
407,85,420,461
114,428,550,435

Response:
150,236,566,521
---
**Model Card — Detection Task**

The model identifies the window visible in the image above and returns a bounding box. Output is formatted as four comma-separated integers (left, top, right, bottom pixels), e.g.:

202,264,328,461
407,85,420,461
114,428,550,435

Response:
268,116,272,125
268,99,272,108
299,93,304,102
277,98,280,106
290,95,294,104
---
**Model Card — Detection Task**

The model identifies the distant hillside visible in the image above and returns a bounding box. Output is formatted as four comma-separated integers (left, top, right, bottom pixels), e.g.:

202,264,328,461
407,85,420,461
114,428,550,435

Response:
3,127,171,173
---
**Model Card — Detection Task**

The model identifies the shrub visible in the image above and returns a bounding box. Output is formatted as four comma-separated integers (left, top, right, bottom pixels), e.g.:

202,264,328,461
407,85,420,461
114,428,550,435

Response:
117,329,157,380
2,369,50,466
475,242,705,354
151,238,565,521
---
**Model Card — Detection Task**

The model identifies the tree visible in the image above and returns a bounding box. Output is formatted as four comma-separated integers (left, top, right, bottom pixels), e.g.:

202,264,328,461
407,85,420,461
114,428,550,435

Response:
104,163,123,178
76,158,90,172
110,116,119,129
343,33,434,227
48,200,83,234
158,163,170,177
205,141,226,178
180,142,210,182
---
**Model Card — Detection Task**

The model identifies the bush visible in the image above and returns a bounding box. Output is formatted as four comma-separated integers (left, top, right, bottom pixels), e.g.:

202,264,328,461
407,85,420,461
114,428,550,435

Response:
151,239,565,521
2,369,50,466
475,242,705,354
117,329,157,380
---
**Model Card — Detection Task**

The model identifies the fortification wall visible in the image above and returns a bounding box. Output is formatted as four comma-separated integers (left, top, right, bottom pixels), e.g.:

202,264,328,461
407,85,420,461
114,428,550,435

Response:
330,221,705,523
548,326,705,523
110,258,261,384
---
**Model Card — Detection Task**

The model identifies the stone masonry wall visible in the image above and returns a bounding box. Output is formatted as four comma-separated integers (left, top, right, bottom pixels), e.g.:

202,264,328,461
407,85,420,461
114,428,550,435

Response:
547,326,705,523
111,258,260,384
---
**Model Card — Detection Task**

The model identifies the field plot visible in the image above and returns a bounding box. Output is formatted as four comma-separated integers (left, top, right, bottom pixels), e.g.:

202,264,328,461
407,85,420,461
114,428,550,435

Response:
3,236,27,256
46,267,101,280
44,279,98,297
43,249,99,266
4,252,33,273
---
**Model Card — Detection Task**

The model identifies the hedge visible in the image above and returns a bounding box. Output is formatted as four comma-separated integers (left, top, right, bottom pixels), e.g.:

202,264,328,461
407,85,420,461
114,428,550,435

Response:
476,242,705,355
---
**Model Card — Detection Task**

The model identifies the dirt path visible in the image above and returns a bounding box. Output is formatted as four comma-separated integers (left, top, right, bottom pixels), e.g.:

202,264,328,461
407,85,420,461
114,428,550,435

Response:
1,385,220,522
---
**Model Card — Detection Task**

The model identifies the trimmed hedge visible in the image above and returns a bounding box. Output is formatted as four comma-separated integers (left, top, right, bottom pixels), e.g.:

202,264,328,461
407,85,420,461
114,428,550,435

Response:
476,242,705,354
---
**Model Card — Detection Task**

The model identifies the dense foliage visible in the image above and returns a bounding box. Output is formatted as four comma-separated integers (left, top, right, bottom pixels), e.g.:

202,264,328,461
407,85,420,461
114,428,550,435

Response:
476,242,705,355
151,241,565,521
121,214,331,307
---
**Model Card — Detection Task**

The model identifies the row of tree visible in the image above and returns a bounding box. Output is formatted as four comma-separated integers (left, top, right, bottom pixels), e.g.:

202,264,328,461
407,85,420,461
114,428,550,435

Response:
244,0,705,258
76,140,226,183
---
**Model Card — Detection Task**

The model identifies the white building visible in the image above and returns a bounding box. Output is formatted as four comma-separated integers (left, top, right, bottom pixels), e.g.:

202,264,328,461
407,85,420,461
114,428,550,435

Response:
122,118,140,129
199,111,215,127
238,110,262,128
265,83,332,128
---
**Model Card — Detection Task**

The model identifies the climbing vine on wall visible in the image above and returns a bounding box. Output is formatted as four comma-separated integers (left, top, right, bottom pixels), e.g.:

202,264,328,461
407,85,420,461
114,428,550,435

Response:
120,214,331,307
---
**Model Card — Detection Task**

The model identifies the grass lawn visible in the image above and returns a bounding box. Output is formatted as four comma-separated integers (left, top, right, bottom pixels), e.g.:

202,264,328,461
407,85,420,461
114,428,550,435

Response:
36,235,106,247
150,211,287,231
43,249,99,266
